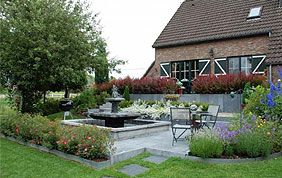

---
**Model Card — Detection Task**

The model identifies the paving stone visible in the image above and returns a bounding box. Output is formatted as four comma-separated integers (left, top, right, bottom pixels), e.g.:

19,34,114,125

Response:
119,164,149,176
143,155,168,164
101,177,115,178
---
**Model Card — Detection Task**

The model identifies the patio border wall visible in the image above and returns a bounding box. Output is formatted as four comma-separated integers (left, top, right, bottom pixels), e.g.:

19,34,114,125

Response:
130,94,242,113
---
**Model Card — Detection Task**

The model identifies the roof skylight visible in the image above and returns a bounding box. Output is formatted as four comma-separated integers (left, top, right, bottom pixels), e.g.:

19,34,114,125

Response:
248,6,262,19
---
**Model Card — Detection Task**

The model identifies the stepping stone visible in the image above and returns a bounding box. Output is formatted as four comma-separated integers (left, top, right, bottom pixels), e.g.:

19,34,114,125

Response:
119,164,149,176
143,155,168,164
101,177,115,178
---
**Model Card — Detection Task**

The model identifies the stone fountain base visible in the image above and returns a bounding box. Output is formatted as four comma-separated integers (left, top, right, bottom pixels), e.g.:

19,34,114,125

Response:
61,119,170,140
89,112,140,128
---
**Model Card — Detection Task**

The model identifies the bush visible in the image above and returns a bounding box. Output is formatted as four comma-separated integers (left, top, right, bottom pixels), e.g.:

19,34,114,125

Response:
119,100,134,108
0,109,60,149
57,125,113,160
72,89,97,113
72,89,109,113
192,73,266,94
34,98,61,116
164,94,179,101
190,130,223,158
0,107,18,137
234,131,272,158
123,86,130,101
93,77,178,94
0,107,113,159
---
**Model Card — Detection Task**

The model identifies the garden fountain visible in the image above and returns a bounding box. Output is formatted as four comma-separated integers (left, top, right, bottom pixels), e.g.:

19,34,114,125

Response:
61,85,169,140
88,85,141,128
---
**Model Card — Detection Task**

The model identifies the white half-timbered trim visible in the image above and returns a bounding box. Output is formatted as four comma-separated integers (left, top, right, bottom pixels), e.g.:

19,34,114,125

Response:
252,55,266,74
215,58,227,75
160,63,170,77
199,59,210,76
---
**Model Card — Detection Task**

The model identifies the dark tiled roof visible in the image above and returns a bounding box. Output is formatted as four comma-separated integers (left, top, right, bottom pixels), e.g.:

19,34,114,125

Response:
153,0,282,65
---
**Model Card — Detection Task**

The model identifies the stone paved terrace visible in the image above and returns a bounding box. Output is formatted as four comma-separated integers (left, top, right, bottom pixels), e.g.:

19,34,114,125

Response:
113,120,231,163
114,128,189,156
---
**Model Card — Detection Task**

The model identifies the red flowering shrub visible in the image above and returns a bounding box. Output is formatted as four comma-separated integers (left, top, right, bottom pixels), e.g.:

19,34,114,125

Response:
93,77,177,94
192,73,266,94
57,125,112,160
0,108,113,160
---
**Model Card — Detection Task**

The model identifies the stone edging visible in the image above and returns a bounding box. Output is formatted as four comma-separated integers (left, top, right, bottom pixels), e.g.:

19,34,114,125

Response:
1,135,111,169
145,148,281,164
185,152,282,164
2,135,281,166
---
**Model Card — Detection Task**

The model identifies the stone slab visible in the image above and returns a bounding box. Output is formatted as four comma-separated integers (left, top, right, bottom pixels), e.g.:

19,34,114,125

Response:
143,155,168,164
119,164,149,176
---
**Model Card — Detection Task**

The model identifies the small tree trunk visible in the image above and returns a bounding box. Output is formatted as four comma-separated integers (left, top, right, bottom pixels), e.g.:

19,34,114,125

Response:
64,87,69,99
43,91,46,103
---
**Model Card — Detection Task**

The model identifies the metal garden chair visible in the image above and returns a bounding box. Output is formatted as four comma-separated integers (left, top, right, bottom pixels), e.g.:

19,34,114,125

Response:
170,107,192,146
196,105,220,129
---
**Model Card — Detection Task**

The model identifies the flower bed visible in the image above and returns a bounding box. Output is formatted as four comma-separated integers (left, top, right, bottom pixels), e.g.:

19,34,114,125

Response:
0,108,113,161
190,71,282,159
120,100,208,120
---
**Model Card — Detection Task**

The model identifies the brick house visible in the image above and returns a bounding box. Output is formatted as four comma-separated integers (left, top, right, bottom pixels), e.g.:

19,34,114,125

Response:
144,0,282,91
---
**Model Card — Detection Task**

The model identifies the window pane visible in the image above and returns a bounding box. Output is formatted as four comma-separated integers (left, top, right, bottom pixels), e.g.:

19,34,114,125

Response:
252,56,266,73
228,57,239,74
171,62,180,79
248,7,262,18
241,57,252,74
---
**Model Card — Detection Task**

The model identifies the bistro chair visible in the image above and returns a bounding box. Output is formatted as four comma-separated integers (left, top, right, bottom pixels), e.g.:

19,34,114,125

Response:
170,107,192,146
196,105,220,129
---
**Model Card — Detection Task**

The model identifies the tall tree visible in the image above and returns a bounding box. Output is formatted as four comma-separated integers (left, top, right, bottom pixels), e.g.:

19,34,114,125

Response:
0,0,118,112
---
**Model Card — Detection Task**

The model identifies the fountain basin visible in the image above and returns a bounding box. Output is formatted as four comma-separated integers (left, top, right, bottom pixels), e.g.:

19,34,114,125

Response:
61,119,170,140
89,112,141,128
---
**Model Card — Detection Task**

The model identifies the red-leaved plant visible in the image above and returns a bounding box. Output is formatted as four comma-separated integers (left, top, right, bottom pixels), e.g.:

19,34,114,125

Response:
93,77,177,94
192,73,266,94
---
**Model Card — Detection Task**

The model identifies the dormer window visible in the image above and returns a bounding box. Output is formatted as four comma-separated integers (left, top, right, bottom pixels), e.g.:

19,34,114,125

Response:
248,6,262,19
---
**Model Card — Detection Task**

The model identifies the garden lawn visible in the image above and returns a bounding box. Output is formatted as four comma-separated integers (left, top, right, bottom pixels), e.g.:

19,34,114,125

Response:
1,138,282,178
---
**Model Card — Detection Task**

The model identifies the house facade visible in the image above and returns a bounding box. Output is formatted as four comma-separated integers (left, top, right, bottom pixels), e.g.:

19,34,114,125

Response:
144,0,282,89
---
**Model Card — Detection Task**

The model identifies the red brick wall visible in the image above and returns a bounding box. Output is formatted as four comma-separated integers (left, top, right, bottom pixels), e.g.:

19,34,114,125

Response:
146,35,269,77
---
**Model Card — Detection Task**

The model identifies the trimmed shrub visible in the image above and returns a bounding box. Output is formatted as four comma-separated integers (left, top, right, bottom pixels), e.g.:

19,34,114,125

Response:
190,130,223,158
234,131,272,158
93,77,177,94
123,86,130,101
57,125,113,160
192,73,266,94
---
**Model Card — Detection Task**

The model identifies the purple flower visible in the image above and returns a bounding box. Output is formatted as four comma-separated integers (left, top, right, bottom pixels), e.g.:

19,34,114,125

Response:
252,115,257,121
278,68,282,79
266,93,275,107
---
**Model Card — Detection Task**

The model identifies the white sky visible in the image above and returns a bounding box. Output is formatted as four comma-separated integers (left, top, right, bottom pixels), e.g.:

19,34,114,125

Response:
89,0,182,79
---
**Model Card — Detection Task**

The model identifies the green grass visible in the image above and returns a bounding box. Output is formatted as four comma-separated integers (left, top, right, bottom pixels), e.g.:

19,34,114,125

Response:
1,138,282,178
47,111,84,121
